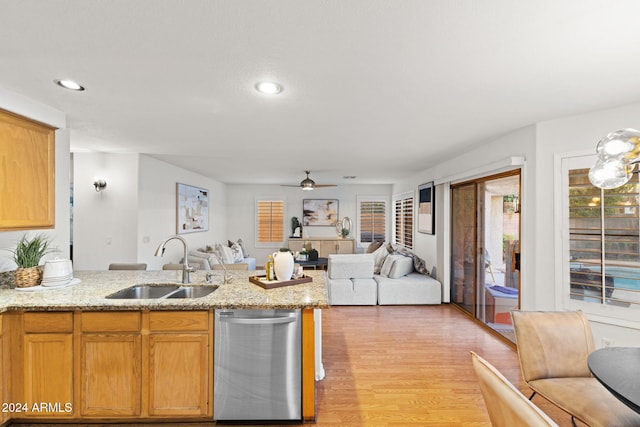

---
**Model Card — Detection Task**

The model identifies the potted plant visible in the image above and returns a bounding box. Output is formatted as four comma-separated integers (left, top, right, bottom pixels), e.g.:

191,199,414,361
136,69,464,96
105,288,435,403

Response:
8,233,52,288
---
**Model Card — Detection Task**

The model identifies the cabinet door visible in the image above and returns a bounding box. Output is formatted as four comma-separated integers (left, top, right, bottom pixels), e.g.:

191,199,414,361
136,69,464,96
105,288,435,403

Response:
148,334,209,416
23,333,74,417
0,316,5,425
336,239,354,254
80,334,141,417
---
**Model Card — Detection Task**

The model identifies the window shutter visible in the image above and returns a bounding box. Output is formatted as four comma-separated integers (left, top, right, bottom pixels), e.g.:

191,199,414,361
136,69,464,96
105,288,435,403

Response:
257,200,284,243
359,201,386,243
568,168,640,307
393,195,413,249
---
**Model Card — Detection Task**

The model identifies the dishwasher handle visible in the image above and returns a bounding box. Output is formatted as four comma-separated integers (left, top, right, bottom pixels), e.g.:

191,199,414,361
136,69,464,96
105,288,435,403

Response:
219,315,297,325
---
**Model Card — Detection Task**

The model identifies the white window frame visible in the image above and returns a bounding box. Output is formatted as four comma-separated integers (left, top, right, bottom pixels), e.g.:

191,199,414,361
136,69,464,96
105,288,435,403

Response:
557,152,640,327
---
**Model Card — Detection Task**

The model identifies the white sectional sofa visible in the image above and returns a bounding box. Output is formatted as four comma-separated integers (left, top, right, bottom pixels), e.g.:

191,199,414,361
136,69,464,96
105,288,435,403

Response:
186,240,257,271
326,253,442,305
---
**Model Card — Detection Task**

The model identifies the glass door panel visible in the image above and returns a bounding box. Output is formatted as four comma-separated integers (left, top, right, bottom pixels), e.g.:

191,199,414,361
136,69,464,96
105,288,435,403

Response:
451,183,476,315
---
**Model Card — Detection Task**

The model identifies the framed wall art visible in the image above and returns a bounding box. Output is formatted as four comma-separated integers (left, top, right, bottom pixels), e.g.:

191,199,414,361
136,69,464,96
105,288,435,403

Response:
303,199,339,226
176,183,209,234
418,182,435,235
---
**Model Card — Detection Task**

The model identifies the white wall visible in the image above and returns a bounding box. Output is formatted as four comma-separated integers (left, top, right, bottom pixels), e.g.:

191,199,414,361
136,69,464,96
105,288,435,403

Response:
0,88,69,272
226,184,392,267
72,154,227,271
137,155,227,270
73,152,140,270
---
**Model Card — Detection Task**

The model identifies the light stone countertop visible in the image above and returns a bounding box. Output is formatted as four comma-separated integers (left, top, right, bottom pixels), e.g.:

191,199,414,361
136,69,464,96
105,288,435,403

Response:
0,270,329,313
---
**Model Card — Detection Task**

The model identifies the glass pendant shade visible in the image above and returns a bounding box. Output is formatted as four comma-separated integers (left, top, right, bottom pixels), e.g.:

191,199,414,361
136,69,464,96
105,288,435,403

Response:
595,129,640,160
589,158,633,189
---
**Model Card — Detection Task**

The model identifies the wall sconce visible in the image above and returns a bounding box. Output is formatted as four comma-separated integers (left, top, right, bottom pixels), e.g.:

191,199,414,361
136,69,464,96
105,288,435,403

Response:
589,129,640,189
93,179,107,192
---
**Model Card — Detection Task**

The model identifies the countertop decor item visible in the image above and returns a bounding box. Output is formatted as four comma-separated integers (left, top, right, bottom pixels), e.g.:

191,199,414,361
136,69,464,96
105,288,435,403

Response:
273,249,294,281
8,233,53,288
249,274,312,289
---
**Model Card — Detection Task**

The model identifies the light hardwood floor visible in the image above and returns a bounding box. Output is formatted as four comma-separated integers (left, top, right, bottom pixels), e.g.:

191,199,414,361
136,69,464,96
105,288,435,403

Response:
12,305,579,427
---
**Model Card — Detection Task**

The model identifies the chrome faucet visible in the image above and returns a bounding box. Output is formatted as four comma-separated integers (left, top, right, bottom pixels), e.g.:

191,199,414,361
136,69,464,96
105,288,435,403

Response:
206,252,233,284
154,235,194,283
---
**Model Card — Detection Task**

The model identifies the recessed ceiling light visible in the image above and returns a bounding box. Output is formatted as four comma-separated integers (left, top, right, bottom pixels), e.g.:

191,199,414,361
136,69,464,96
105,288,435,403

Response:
343,176,357,179
255,81,282,95
54,79,85,91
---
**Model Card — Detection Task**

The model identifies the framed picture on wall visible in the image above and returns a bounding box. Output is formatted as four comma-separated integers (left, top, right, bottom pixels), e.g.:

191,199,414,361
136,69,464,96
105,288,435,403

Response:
418,182,435,235
303,199,339,226
176,183,209,234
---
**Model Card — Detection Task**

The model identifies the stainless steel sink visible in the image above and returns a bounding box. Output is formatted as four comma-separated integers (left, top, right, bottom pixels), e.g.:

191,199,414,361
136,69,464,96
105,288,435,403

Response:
165,285,218,299
105,284,180,299
105,284,218,299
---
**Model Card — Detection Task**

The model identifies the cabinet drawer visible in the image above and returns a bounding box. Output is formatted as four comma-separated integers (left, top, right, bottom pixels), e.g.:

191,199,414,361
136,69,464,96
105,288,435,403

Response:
24,312,73,333
81,312,141,332
149,311,209,332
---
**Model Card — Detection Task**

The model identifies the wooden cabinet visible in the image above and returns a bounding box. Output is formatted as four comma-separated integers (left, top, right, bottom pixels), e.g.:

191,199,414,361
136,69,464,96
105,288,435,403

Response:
148,311,211,417
0,314,6,425
22,312,74,418
79,312,142,417
79,310,212,419
288,238,354,258
0,109,56,230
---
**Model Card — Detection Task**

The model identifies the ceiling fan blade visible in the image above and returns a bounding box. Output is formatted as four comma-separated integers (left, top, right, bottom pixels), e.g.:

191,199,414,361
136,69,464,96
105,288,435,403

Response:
313,184,337,188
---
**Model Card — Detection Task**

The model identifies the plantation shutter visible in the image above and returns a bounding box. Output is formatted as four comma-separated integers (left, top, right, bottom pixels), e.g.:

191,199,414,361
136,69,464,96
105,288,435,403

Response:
568,168,640,308
359,201,386,243
394,195,413,249
257,200,284,243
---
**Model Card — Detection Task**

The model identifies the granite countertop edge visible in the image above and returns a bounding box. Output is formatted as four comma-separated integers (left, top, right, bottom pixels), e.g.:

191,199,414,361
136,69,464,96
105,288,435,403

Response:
0,270,330,313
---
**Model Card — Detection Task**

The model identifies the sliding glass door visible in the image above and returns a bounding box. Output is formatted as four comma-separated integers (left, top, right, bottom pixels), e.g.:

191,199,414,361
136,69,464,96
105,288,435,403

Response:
450,170,521,341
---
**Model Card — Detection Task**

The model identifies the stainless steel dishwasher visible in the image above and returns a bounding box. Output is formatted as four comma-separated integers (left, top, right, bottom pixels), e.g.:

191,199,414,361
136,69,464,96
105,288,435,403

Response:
214,309,301,421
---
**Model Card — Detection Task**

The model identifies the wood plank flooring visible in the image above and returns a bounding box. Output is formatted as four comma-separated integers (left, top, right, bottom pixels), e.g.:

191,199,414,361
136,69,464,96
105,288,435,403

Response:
11,305,580,427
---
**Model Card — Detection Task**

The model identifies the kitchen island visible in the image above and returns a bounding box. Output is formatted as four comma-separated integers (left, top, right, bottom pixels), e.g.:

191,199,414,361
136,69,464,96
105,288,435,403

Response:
0,270,328,424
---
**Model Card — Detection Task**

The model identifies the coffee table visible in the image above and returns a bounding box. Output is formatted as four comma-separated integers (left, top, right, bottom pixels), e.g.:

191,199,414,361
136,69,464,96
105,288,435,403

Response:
296,257,328,270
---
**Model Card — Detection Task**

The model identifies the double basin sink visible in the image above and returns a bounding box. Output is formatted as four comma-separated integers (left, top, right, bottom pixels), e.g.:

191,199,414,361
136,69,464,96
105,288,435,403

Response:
106,283,218,300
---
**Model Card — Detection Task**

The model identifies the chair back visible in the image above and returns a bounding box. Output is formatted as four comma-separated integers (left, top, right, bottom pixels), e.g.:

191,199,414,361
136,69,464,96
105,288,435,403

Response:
108,263,147,270
511,310,595,382
471,351,559,427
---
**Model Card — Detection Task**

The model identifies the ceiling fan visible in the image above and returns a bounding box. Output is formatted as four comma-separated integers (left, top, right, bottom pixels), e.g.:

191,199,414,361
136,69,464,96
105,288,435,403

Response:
281,170,337,191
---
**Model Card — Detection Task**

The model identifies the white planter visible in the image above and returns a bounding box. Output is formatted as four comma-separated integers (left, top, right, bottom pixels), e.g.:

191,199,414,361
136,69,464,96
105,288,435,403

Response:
273,251,294,281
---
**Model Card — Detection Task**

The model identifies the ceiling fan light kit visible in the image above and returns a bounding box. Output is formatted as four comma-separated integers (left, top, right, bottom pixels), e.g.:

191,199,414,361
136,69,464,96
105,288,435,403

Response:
281,171,337,190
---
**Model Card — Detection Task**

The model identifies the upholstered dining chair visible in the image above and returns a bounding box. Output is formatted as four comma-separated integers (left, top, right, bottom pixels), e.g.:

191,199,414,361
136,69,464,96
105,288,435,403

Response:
108,263,147,270
470,351,558,427
511,310,640,427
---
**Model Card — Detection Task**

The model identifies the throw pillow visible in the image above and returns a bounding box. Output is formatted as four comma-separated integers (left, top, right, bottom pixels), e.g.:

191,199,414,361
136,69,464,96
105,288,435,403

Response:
380,254,400,278
372,244,389,274
237,238,248,257
215,243,234,264
366,241,383,254
230,242,244,263
388,255,414,279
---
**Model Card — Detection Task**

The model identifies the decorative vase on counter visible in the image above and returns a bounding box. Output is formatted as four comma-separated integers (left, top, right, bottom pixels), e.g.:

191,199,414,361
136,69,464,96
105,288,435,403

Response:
273,250,294,281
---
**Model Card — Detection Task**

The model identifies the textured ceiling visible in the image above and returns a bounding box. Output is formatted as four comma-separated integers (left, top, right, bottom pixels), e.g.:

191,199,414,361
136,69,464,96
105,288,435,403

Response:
2,0,640,185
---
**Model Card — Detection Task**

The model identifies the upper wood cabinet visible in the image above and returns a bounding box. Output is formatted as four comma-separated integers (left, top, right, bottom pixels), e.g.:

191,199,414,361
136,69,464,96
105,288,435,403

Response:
0,109,56,230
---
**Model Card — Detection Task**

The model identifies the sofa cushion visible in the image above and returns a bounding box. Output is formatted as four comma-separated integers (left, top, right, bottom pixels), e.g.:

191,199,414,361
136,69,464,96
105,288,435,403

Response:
376,273,442,305
371,244,390,274
380,254,413,278
388,255,414,278
328,254,374,279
